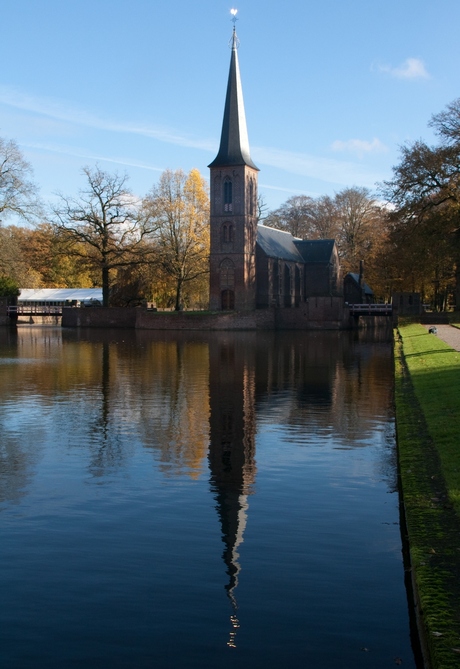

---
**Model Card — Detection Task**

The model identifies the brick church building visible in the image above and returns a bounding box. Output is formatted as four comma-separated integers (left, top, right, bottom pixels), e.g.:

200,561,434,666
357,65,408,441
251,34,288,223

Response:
209,26,341,312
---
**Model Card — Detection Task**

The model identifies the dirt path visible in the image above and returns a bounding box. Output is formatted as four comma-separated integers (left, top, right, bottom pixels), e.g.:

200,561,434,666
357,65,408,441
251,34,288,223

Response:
422,323,460,351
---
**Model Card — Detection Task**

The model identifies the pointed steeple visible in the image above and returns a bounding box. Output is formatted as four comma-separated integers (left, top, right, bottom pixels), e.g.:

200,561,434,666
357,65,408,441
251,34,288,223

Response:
209,26,259,170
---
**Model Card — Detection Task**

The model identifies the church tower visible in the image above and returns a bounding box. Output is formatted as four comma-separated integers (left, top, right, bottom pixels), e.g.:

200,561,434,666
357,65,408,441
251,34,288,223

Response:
209,23,259,311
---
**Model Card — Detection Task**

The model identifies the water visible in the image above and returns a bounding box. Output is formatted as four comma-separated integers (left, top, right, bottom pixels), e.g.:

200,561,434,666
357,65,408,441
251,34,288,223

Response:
0,326,417,668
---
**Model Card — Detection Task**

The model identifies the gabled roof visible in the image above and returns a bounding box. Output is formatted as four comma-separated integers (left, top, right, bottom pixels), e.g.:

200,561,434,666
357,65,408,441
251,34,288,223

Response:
345,273,374,296
294,239,336,264
256,225,304,262
208,28,258,170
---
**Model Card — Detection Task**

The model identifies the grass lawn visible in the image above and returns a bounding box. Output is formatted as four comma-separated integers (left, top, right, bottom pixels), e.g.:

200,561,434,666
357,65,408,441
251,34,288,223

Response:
395,323,460,668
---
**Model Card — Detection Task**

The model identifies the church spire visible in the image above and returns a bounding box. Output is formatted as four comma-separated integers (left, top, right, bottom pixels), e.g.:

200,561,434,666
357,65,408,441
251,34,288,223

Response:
208,19,258,170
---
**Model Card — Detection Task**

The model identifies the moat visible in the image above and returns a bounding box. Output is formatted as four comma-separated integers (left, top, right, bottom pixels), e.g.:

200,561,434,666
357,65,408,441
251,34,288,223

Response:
0,326,418,668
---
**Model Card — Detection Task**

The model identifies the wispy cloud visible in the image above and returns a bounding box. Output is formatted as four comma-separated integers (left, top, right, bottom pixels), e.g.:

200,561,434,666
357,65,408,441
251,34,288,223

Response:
331,137,388,158
1,86,387,191
253,145,383,188
373,57,430,80
24,141,164,173
0,85,215,152
259,182,321,198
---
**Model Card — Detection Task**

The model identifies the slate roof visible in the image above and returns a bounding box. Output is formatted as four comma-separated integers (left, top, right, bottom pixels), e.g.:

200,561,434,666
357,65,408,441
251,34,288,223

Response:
294,239,336,264
346,273,374,296
208,29,258,171
256,225,304,262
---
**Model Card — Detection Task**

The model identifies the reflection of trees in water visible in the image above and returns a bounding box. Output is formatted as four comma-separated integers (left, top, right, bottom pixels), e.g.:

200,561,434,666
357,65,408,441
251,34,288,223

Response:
0,434,43,505
254,331,394,448
0,328,44,505
0,329,211,479
62,335,211,478
86,341,126,477
133,339,210,477
0,326,395,502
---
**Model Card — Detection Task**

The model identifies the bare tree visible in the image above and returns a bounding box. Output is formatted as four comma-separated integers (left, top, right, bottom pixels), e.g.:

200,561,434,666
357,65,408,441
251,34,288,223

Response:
334,187,383,273
0,137,41,222
306,195,340,239
264,195,316,237
53,166,154,306
257,193,269,223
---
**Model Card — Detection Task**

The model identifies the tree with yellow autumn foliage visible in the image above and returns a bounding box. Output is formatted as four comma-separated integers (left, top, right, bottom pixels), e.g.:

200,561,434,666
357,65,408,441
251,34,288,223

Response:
142,168,210,310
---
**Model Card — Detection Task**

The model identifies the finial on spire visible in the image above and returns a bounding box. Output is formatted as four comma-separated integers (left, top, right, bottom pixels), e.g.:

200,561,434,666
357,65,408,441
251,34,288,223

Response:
229,9,239,49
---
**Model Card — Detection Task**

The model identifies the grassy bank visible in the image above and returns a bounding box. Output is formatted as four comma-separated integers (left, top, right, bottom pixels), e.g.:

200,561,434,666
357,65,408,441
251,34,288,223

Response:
395,323,460,668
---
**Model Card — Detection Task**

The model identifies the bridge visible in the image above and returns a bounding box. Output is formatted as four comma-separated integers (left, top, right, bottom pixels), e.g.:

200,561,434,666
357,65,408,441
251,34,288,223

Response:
348,303,392,316
7,305,63,317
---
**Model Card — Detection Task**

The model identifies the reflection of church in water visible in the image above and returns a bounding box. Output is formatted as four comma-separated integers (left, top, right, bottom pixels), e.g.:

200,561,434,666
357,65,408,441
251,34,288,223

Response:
208,334,257,647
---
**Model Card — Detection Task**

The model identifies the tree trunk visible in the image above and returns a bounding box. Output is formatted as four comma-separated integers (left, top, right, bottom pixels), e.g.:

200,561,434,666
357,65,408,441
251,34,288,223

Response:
102,266,110,307
174,279,183,311
455,262,460,311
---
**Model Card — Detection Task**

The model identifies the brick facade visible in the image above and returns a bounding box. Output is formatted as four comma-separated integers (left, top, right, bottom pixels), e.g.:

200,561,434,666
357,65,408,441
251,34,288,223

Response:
209,165,259,311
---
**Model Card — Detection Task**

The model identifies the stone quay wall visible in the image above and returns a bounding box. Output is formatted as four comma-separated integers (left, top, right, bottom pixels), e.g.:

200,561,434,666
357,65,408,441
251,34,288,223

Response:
61,299,354,331
62,307,273,330
0,305,11,326
62,307,138,329
136,308,274,330
275,297,350,330
22,301,395,331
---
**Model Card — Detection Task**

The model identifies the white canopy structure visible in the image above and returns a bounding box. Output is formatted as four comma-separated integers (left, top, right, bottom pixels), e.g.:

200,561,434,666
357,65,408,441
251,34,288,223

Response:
18,288,103,305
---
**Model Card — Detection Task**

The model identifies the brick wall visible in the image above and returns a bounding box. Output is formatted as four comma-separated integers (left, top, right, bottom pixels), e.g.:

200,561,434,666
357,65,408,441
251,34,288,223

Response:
137,309,274,330
62,307,137,328
60,303,351,330
58,303,389,331
276,297,348,330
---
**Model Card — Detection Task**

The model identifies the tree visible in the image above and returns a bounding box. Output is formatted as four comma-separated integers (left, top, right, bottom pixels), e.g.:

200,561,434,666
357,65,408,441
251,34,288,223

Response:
142,169,210,311
257,193,269,223
0,224,42,286
306,195,340,239
0,275,19,297
0,222,96,289
0,137,41,221
53,166,154,306
382,97,460,308
333,186,385,275
264,195,316,238
264,188,388,297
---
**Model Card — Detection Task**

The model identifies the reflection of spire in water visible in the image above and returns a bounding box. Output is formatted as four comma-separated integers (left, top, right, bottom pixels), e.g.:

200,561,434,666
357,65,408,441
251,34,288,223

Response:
214,490,248,648
208,334,257,649
226,493,247,647
223,493,248,601
228,613,240,648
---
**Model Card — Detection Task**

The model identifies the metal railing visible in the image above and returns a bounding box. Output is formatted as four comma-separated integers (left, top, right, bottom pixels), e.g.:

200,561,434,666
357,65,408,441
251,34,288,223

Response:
348,303,392,315
7,305,63,316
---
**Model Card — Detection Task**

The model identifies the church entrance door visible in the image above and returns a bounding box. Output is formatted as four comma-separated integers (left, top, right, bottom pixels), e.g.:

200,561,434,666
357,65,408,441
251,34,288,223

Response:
221,290,235,310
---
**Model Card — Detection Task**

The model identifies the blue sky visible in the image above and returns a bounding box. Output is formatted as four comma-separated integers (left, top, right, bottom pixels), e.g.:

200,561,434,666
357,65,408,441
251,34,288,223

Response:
1,0,459,216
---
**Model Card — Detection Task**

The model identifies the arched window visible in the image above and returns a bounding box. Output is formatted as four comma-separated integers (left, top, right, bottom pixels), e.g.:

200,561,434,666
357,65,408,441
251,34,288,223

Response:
249,179,254,216
224,179,233,212
295,265,301,306
220,258,235,288
284,264,292,307
221,223,234,244
220,259,235,310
